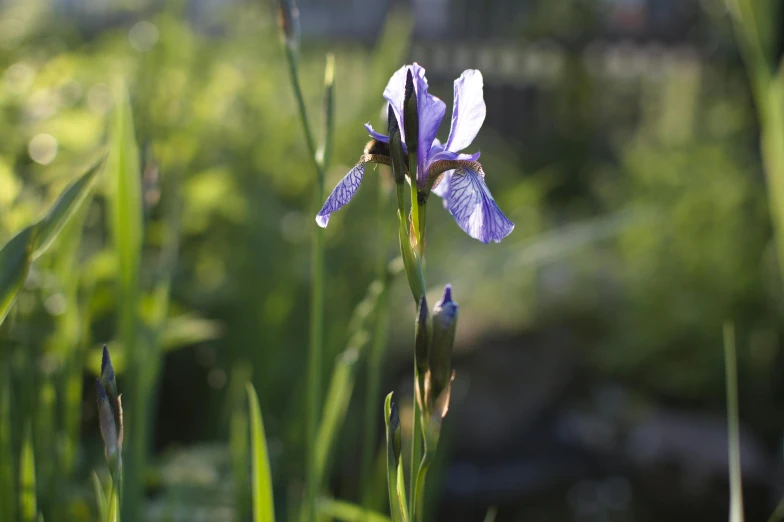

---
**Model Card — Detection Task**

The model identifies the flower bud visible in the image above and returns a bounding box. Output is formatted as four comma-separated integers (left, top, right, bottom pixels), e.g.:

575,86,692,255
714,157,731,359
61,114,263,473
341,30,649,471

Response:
276,0,300,50
414,295,430,408
429,285,458,402
96,379,119,470
403,69,418,166
388,105,406,186
100,345,123,451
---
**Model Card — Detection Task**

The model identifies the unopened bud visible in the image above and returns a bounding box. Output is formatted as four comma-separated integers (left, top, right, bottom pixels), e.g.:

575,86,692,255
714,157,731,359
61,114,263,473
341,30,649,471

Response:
388,105,405,186
100,345,123,451
96,379,119,470
429,285,457,401
414,295,430,407
277,0,300,50
403,69,418,165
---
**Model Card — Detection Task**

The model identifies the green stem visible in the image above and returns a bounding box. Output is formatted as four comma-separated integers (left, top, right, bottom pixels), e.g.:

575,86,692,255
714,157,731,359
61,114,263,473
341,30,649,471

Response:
282,43,327,522
409,391,422,521
412,448,433,522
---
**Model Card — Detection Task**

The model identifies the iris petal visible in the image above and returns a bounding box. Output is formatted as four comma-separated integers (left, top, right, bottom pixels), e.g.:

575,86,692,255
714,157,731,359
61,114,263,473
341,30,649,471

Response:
445,70,486,153
364,122,389,143
444,164,514,243
413,65,446,185
316,163,366,227
383,65,409,143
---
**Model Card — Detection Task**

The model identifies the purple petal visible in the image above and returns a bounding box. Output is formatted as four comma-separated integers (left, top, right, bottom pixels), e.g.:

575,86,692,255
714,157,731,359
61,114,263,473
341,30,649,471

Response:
413,64,446,185
383,65,409,143
315,163,366,227
445,164,514,243
445,70,486,153
364,122,389,143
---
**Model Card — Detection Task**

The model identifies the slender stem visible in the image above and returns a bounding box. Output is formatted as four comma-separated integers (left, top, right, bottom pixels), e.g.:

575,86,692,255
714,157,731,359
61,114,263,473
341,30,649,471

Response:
282,42,327,522
409,388,422,521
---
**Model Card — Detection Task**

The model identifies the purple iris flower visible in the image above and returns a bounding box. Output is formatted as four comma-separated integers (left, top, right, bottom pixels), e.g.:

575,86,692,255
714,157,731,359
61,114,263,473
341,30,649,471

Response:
316,63,514,244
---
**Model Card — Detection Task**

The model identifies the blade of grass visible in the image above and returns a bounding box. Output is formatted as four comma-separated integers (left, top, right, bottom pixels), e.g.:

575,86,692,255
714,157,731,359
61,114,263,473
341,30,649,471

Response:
0,363,15,522
19,424,36,522
107,79,143,522
0,226,35,326
318,497,391,522
246,383,275,522
384,393,405,522
31,155,105,261
723,322,744,522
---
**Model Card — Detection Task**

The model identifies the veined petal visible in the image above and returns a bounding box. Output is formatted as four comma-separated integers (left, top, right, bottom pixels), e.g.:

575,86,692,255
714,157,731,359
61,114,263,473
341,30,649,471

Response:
431,169,452,202
364,122,389,143
445,164,514,243
445,70,486,153
316,163,366,227
315,155,391,227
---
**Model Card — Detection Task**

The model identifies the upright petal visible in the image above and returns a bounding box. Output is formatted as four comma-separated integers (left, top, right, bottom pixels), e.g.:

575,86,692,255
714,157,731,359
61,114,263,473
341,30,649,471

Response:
316,163,366,227
445,70,486,153
445,164,514,243
383,66,409,144
414,65,446,185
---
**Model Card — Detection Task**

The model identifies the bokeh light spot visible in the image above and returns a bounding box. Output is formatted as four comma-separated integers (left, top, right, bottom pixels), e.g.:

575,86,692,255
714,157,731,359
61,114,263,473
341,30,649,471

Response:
129,21,159,52
28,134,58,165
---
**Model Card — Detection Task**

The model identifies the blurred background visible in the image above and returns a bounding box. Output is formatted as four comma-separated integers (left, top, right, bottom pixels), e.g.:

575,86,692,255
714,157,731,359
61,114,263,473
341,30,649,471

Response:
1,0,784,520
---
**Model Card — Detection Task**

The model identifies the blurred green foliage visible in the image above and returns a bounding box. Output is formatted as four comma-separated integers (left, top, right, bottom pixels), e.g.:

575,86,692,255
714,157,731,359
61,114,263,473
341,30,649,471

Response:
0,0,783,520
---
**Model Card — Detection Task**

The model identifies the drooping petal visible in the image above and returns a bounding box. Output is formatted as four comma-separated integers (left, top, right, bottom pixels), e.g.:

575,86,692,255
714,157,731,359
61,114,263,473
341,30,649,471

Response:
364,122,389,143
445,70,486,153
444,164,514,243
316,163,366,227
431,169,452,202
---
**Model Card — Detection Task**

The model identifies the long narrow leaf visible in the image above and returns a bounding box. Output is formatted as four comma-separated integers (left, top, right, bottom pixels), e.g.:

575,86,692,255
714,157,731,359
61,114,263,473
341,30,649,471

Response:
107,79,143,522
0,365,15,522
0,226,36,325
723,323,745,522
19,425,36,522
31,155,104,261
318,497,391,522
246,383,275,522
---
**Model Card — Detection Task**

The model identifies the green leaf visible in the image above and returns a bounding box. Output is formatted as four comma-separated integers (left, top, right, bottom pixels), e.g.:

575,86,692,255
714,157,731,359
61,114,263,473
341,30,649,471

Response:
0,365,15,522
246,383,275,522
318,498,391,522
107,80,143,297
91,472,107,522
723,323,744,522
31,155,104,261
0,226,36,326
19,425,36,522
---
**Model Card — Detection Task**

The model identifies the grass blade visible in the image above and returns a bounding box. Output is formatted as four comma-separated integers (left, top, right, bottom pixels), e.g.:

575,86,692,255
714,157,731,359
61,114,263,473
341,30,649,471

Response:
723,322,744,522
107,79,143,522
246,383,275,522
318,497,391,522
0,226,35,325
31,155,104,261
0,364,15,522
19,424,36,522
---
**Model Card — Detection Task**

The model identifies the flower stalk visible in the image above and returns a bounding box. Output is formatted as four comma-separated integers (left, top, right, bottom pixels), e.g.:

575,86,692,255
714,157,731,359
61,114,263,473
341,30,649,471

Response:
276,3,334,520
